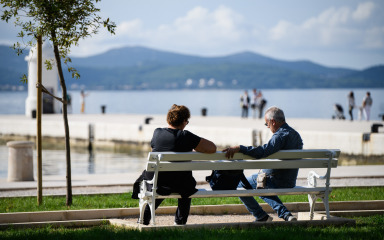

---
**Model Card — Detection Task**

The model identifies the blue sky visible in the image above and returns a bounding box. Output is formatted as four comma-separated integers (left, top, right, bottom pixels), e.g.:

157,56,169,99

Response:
1,0,383,70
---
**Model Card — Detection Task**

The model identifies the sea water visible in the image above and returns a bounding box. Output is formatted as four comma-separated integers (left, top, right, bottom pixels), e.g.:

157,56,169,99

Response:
1,88,383,177
1,88,383,120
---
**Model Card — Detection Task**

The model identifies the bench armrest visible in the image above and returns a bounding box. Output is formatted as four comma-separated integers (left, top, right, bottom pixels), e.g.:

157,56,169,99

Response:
307,170,326,187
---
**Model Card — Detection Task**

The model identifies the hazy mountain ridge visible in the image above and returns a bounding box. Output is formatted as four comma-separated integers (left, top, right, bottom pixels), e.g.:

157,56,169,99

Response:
0,45,383,90
72,46,355,77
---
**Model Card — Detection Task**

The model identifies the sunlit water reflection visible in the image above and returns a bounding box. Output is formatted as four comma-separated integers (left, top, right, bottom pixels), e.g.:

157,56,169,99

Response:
1,144,382,178
0,145,147,177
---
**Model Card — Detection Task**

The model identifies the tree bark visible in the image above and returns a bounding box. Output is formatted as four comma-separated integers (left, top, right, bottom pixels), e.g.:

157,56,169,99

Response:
36,35,43,206
51,30,72,206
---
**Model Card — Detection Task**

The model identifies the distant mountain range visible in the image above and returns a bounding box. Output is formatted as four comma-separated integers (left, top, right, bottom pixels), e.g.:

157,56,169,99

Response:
0,45,383,90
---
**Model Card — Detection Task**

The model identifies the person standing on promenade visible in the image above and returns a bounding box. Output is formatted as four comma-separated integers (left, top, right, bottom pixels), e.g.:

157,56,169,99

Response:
251,88,258,119
256,91,267,119
362,92,373,121
223,106,302,222
140,104,216,225
80,90,90,114
347,91,355,121
240,90,250,118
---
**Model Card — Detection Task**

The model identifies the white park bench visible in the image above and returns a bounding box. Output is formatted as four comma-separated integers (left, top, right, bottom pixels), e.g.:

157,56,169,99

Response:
138,149,340,225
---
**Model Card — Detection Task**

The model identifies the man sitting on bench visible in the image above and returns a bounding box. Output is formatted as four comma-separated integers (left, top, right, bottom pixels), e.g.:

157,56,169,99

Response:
224,106,303,222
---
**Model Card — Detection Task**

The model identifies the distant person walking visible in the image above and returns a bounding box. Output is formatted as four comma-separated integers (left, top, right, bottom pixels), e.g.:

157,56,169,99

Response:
67,94,72,114
362,92,373,121
251,88,258,119
80,90,90,114
347,91,355,121
256,91,267,119
240,90,250,118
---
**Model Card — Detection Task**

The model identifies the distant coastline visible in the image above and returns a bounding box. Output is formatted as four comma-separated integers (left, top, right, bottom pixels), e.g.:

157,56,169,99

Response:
1,45,383,91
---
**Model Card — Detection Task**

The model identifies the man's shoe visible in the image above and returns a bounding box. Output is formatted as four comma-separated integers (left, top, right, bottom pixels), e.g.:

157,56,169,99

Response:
287,216,297,221
255,215,273,222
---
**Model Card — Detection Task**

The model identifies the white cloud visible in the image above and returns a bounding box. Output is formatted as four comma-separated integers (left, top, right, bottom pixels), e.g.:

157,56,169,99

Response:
353,2,375,21
267,1,382,50
91,5,246,55
153,6,244,48
67,2,383,68
269,20,295,41
362,26,384,48
117,19,143,36
321,7,350,26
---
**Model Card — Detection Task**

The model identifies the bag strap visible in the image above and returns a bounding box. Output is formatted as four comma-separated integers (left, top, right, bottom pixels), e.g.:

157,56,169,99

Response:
205,170,214,182
240,173,253,190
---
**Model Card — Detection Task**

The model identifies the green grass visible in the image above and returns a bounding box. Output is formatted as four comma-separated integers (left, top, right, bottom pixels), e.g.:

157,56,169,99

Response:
0,187,383,239
0,215,383,240
1,187,383,213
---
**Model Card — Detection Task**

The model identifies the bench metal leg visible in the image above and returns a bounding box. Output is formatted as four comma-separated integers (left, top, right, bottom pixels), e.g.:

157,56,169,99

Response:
321,192,331,219
308,193,330,220
308,194,316,220
150,196,156,225
138,180,153,225
138,198,147,224
138,197,156,225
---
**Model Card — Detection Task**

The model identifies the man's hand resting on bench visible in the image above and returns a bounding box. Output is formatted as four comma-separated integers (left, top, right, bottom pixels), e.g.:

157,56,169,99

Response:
223,145,240,159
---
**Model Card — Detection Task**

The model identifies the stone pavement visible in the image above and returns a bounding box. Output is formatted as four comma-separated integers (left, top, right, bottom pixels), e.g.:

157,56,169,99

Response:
1,114,384,197
0,113,379,132
1,114,384,155
2,202,366,230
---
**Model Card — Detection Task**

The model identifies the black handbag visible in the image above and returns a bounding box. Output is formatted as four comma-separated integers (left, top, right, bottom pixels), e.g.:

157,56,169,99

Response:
131,170,149,199
206,170,253,190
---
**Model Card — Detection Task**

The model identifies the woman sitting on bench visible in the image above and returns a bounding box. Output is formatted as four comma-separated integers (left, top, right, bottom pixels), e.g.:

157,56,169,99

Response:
141,104,216,225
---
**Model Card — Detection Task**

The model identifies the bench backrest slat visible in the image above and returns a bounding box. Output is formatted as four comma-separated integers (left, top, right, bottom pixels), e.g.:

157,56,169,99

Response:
147,149,340,162
146,158,338,172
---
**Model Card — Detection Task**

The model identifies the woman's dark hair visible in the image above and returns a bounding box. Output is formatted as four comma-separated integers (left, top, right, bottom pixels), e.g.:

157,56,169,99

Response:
167,104,190,127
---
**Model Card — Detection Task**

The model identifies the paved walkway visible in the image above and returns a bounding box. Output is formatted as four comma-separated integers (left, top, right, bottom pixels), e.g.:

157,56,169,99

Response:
1,113,380,133
2,113,383,155
1,114,383,197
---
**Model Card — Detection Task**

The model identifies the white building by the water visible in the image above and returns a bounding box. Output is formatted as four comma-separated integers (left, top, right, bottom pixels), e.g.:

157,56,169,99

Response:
25,41,60,118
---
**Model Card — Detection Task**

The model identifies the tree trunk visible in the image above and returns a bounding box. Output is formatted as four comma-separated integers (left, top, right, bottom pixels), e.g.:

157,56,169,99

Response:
51,30,72,206
36,35,43,206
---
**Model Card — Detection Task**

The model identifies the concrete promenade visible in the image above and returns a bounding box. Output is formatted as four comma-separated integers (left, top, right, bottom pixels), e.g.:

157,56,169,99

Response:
1,113,384,155
1,114,384,197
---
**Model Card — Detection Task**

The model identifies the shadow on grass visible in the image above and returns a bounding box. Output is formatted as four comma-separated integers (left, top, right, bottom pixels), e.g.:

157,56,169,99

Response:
0,216,383,240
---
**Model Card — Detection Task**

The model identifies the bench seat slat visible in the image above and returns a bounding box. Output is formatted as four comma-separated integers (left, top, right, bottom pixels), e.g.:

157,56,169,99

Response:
146,159,338,172
147,187,330,199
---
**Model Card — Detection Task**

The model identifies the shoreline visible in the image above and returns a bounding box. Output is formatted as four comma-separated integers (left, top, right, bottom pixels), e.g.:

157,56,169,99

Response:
1,135,383,164
1,114,383,156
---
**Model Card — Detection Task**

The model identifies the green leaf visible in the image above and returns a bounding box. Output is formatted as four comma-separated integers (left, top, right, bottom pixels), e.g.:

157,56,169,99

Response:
20,74,28,84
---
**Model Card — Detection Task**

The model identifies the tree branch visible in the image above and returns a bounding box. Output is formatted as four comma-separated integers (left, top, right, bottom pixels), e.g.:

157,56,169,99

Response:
36,82,66,104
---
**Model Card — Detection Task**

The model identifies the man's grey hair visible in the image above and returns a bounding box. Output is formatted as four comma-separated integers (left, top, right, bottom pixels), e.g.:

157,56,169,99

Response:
265,106,285,123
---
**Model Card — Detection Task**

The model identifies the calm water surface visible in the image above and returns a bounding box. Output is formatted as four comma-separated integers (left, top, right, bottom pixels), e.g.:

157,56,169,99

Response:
1,89,383,120
1,89,383,177
0,145,147,178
